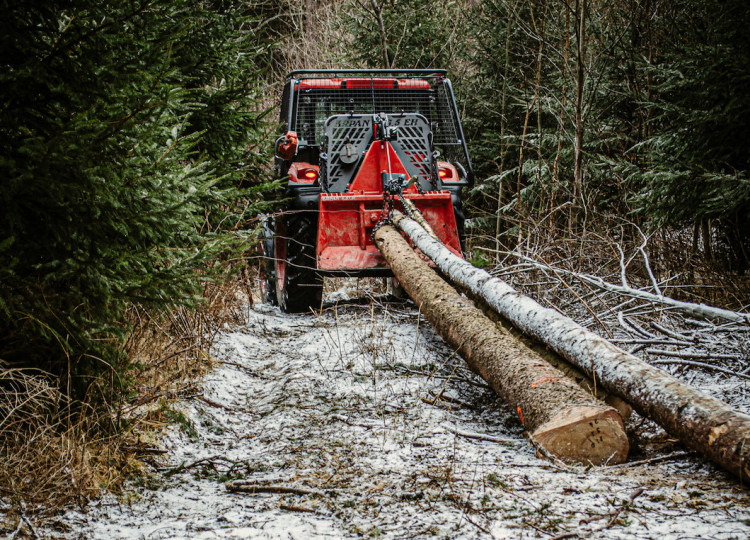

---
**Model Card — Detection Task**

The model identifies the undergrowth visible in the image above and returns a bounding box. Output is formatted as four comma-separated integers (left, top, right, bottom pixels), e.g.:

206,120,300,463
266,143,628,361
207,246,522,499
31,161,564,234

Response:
0,275,250,523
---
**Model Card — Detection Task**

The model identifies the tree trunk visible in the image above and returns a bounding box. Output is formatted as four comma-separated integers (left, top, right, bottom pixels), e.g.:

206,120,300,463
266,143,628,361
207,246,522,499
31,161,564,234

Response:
571,0,587,230
475,296,633,422
373,223,628,465
393,212,750,484
369,0,390,69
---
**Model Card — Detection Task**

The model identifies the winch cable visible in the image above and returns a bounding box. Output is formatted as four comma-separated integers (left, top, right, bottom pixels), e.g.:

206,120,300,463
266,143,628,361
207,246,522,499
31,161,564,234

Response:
371,113,441,244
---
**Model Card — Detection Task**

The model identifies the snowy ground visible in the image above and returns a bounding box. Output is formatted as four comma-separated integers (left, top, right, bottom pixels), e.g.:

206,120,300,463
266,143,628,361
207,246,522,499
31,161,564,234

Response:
41,287,749,539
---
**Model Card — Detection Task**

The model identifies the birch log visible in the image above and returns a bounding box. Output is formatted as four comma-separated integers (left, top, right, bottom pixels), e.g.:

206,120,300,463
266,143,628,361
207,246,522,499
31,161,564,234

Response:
373,224,629,465
476,297,633,422
392,212,750,483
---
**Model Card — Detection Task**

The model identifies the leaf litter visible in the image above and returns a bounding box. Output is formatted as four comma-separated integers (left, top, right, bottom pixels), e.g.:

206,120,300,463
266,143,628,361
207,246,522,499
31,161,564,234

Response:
41,287,749,539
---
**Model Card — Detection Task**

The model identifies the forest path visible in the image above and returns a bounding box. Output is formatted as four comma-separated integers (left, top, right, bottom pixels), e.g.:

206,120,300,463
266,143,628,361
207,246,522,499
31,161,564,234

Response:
47,291,748,539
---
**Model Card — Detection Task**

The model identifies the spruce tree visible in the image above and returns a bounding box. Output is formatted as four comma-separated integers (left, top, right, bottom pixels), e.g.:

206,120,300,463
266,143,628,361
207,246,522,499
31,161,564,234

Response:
627,0,750,266
0,0,271,397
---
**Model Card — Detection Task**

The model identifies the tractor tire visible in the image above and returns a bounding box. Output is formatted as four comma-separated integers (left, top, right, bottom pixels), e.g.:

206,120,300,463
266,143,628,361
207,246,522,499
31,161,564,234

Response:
274,211,323,313
258,217,277,305
454,204,466,254
386,277,407,300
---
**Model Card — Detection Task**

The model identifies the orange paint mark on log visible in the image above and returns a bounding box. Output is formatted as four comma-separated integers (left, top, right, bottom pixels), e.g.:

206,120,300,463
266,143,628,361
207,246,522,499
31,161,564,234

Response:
517,405,524,424
531,376,565,389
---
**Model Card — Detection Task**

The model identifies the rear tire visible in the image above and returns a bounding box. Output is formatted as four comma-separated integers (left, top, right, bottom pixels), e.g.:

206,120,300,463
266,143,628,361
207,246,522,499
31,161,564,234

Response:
387,277,406,299
275,211,323,313
258,217,277,305
454,204,466,254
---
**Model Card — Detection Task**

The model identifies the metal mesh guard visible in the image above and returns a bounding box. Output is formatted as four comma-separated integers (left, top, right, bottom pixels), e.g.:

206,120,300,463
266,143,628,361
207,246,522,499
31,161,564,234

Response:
324,115,373,192
324,113,434,193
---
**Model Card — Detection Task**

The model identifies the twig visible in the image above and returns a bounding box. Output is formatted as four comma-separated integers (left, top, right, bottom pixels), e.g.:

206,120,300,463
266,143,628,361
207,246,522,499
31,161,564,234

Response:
635,226,661,296
443,424,520,445
649,321,693,342
394,365,492,390
122,445,168,455
226,481,325,497
421,396,459,410
616,243,629,288
649,358,750,379
21,512,38,540
610,451,693,469
165,455,241,477
195,395,227,409
279,504,323,514
462,513,490,534
429,388,474,408
140,345,200,372
550,533,579,540
8,518,24,540
602,487,645,530
617,312,653,338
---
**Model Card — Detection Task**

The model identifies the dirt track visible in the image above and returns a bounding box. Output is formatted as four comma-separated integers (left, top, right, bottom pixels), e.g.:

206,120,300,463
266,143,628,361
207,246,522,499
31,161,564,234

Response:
43,289,749,539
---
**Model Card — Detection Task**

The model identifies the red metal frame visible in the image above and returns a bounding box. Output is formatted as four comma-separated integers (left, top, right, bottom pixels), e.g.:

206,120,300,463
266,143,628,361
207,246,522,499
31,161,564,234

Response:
316,139,462,272
298,78,431,90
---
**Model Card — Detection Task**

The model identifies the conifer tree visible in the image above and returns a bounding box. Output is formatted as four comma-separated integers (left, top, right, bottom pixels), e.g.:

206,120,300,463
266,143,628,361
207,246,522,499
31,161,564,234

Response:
0,0,272,396
341,0,464,69
629,0,750,267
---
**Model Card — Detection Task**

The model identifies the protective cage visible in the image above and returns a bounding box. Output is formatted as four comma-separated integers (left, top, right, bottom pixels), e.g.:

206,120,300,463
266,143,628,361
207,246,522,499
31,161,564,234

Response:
280,69,473,187
268,69,472,312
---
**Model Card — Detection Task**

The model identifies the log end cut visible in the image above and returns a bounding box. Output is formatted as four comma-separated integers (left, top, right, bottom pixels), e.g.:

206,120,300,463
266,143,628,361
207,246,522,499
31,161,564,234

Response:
532,406,629,466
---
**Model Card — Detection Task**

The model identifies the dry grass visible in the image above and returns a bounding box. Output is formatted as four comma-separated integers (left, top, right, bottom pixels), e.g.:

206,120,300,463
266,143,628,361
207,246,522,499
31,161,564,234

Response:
0,275,251,526
0,368,104,511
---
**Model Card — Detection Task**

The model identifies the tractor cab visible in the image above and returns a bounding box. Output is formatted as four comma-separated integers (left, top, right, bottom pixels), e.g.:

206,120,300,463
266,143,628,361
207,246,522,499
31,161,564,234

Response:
262,69,473,312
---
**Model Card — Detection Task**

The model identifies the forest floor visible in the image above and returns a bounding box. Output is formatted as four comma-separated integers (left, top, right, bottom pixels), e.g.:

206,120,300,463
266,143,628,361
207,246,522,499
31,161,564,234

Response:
28,282,750,539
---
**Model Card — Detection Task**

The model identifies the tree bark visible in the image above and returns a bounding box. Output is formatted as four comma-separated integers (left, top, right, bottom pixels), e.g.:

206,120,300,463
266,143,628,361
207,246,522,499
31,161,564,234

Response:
369,0,390,69
475,296,633,422
393,212,750,484
571,0,587,230
373,223,628,465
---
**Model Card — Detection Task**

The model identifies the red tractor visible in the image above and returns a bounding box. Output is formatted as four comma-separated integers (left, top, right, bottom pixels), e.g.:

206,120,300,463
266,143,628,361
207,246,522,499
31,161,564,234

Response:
261,69,473,312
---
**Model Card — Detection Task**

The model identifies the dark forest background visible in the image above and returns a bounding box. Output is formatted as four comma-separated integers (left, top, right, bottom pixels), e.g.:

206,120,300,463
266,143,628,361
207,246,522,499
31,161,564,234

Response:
1,0,748,506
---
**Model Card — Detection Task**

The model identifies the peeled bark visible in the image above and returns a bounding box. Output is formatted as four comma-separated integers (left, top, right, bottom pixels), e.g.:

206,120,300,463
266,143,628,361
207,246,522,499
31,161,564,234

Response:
393,212,750,484
373,224,628,465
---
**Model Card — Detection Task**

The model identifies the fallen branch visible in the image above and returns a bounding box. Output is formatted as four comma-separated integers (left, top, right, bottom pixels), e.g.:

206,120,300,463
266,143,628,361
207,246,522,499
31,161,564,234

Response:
492,251,750,325
649,359,750,380
226,481,324,497
443,424,520,445
610,451,693,469
645,349,741,361
394,212,750,483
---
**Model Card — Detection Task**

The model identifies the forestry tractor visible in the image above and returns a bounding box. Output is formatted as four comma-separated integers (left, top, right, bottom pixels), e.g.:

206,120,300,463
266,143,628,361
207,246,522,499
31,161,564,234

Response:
261,69,473,312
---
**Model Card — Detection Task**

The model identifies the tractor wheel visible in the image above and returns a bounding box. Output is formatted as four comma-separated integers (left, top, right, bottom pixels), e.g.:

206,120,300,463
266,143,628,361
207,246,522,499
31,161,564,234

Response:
454,204,466,254
274,211,323,313
258,217,277,305
386,277,406,300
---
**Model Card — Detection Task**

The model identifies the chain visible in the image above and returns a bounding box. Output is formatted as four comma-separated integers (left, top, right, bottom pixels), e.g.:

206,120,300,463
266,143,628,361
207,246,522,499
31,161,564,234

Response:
371,192,394,241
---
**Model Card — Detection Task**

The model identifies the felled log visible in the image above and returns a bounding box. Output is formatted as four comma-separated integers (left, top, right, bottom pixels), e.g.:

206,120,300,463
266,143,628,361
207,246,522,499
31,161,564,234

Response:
373,223,629,465
476,297,633,422
392,211,750,483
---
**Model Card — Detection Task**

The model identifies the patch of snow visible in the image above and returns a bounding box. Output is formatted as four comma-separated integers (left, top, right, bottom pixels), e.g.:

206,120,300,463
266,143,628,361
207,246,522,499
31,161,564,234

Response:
38,294,750,539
